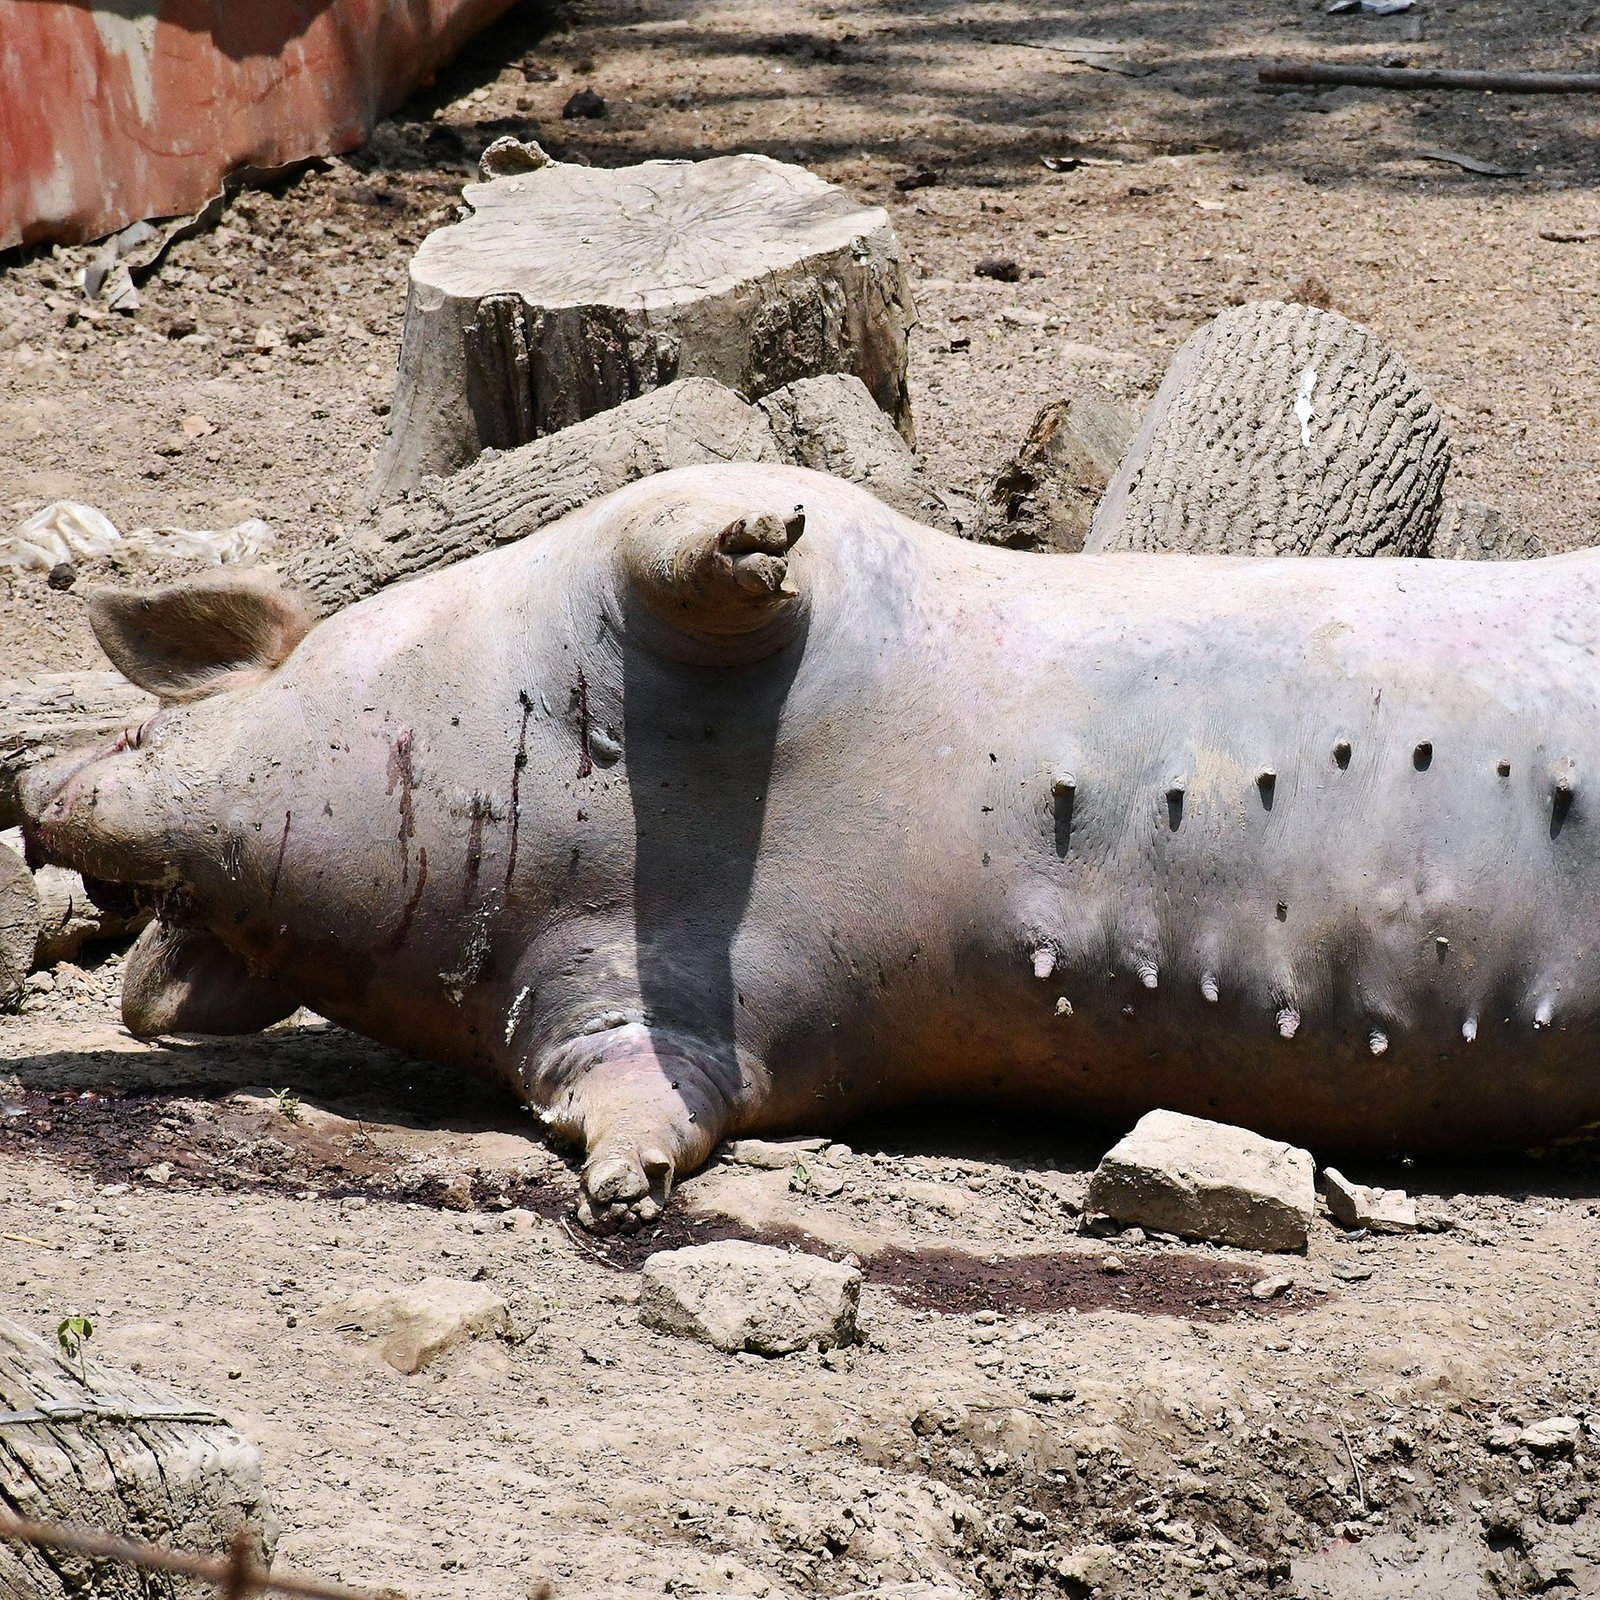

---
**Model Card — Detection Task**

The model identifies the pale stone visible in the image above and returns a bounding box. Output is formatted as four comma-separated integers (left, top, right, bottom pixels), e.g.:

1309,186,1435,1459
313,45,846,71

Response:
1323,1167,1418,1233
324,1276,511,1373
639,1240,860,1355
1086,1109,1315,1252
723,1137,828,1170
1520,1417,1581,1454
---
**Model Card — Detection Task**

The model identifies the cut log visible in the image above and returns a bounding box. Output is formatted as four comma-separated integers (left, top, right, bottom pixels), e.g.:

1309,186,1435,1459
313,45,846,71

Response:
1431,497,1544,561
32,862,149,967
975,390,1142,552
0,829,149,970
371,153,915,501
0,1312,275,1600
0,673,154,833
0,841,40,1007
755,373,968,535
300,374,956,611
1087,300,1450,557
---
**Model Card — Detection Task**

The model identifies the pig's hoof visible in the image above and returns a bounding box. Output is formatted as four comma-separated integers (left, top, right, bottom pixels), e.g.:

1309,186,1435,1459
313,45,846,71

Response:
577,1142,674,1232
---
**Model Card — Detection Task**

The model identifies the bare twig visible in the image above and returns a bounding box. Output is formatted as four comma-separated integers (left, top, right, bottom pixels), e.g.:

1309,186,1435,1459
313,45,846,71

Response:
0,1510,396,1600
560,1216,610,1262
1336,1418,1367,1513
1261,62,1600,93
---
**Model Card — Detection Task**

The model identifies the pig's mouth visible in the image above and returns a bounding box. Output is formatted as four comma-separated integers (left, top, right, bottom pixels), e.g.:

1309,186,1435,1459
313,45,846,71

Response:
18,714,172,883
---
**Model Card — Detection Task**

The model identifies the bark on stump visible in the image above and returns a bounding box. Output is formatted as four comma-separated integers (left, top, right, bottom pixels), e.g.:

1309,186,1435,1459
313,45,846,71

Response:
29,858,148,968
1087,300,1450,556
0,840,40,1007
371,153,915,501
0,1313,276,1599
0,672,154,833
976,391,1142,553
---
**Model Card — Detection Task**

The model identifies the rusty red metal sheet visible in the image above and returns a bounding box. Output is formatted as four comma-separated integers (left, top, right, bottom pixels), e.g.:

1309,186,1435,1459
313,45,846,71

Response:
0,0,517,250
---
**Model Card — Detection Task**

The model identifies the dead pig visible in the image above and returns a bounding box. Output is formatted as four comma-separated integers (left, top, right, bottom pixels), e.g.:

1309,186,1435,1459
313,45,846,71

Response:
22,464,1600,1226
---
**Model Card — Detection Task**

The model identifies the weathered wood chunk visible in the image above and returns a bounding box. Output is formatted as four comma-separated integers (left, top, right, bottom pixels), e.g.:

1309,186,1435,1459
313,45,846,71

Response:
1087,300,1451,557
0,841,40,1006
302,375,953,611
755,373,965,535
0,672,154,833
976,390,1141,552
372,153,915,500
0,1313,276,1599
1430,497,1544,561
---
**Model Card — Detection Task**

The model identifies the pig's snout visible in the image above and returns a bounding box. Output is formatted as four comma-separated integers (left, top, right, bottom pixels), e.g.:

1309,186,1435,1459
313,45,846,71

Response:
18,750,93,856
17,742,174,886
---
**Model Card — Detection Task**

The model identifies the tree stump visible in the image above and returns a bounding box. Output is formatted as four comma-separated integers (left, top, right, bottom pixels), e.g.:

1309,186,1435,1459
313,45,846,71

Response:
0,1313,276,1599
371,153,915,501
29,859,149,968
0,841,40,1007
0,672,154,832
1087,300,1450,557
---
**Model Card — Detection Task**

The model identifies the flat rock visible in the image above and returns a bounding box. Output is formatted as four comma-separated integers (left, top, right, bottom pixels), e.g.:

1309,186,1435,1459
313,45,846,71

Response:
1521,1417,1582,1455
639,1240,861,1355
724,1136,829,1170
1322,1167,1417,1233
323,1276,511,1373
1086,1109,1316,1252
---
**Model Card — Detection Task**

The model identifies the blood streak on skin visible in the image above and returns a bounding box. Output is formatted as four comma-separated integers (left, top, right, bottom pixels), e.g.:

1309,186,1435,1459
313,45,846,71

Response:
386,728,416,881
575,669,594,781
466,800,485,894
506,691,533,891
268,810,291,902
388,845,428,951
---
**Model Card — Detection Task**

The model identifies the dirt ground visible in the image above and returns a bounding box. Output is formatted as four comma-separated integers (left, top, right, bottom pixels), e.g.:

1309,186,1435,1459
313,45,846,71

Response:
4,1,1600,1596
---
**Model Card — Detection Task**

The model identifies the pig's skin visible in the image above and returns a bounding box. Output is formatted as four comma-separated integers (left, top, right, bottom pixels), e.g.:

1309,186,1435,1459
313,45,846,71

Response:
22,464,1600,1224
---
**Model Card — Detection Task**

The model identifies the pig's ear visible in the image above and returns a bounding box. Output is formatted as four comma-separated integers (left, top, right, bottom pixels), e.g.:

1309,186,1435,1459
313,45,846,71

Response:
122,921,299,1038
623,497,807,664
85,571,317,702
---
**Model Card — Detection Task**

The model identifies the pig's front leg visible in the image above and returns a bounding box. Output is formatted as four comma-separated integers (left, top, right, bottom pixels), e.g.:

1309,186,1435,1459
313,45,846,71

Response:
536,1025,745,1230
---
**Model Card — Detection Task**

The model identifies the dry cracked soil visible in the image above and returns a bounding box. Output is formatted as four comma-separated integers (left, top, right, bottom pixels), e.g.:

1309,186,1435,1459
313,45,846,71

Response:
3,1,1600,1597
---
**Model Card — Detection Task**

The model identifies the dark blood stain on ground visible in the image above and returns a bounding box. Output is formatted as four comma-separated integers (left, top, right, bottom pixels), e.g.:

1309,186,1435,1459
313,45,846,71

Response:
866,1243,1284,1320
563,1209,1292,1322
0,1085,563,1214
4,1086,1295,1321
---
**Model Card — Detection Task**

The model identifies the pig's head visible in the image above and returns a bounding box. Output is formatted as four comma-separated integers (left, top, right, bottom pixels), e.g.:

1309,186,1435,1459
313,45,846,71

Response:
20,569,316,891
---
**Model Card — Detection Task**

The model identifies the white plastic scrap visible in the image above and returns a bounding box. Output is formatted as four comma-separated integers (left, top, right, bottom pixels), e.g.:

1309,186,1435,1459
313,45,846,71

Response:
0,501,121,569
138,519,273,564
1293,365,1318,449
0,501,271,572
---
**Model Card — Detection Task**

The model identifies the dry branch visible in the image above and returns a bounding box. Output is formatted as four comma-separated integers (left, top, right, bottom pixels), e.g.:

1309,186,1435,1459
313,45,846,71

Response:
0,1513,390,1600
1260,62,1600,93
